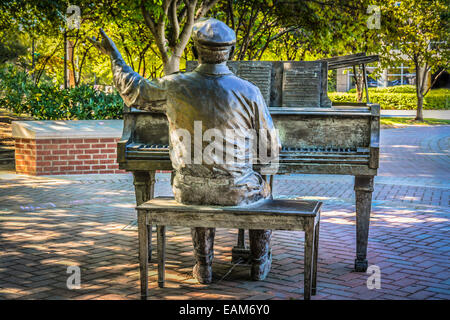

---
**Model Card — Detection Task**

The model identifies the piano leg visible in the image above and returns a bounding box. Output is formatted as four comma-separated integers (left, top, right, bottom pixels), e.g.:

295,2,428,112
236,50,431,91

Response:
133,171,156,262
354,175,374,272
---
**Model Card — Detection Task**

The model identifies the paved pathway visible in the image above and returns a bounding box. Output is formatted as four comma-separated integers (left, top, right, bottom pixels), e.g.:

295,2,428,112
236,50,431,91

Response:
0,126,449,300
380,110,450,120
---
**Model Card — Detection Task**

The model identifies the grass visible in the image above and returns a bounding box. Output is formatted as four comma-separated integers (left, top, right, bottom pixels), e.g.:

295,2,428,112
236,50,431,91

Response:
381,117,450,127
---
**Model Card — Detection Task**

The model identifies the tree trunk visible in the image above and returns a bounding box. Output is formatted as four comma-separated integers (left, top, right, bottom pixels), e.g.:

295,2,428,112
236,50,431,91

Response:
164,55,181,75
356,83,364,102
416,94,424,121
353,66,364,103
31,38,35,81
64,31,68,89
415,62,425,122
68,40,76,88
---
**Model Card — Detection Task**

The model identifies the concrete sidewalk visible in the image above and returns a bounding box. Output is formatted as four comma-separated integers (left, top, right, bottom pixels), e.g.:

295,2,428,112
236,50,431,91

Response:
0,126,449,300
381,110,450,120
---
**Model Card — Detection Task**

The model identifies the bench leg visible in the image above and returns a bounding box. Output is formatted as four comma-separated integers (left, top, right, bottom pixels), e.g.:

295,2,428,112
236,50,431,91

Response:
157,225,166,288
312,220,320,296
138,213,148,300
304,220,314,300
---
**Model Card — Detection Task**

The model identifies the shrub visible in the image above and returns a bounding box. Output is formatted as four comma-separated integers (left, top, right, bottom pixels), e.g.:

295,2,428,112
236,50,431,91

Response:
329,85,449,110
347,85,417,94
0,66,124,120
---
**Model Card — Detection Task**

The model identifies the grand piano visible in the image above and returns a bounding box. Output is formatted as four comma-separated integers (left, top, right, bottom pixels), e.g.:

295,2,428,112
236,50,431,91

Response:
117,53,380,272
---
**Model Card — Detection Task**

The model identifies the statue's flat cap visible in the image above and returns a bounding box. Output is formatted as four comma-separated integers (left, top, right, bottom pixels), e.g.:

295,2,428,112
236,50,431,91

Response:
192,18,236,46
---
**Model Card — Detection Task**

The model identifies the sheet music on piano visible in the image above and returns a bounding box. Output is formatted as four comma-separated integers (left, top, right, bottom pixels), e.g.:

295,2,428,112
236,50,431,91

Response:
227,61,272,105
186,61,272,105
282,62,322,108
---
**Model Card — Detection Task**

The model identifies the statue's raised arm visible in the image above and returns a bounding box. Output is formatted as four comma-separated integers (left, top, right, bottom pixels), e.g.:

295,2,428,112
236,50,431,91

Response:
88,29,166,111
87,28,118,57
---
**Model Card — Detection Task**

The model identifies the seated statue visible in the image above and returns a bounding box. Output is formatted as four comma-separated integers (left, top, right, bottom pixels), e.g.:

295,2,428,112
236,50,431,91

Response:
90,18,280,283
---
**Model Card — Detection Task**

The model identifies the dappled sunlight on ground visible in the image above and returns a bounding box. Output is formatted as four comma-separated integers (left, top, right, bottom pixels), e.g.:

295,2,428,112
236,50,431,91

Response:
0,126,449,300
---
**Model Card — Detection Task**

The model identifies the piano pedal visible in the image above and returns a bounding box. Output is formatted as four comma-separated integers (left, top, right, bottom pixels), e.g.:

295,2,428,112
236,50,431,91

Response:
231,247,251,264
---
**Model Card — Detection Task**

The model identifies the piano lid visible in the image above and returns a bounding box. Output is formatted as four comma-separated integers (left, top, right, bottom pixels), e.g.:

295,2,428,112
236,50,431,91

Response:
317,53,379,70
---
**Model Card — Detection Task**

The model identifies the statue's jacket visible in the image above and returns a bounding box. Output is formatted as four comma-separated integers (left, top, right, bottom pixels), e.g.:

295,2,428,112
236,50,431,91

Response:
112,57,280,206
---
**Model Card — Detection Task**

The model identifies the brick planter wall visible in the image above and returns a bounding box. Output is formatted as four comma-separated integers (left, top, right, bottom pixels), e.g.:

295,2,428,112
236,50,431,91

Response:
15,137,126,175
12,120,126,176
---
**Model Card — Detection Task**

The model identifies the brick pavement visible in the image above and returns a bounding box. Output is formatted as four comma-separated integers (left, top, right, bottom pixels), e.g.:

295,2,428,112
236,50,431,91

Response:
0,126,449,300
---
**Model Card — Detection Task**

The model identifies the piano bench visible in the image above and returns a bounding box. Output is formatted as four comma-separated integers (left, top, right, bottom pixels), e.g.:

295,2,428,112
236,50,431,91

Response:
136,196,322,300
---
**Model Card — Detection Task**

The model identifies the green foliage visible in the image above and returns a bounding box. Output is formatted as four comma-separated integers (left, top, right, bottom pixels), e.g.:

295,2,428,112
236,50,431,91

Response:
329,87,450,110
0,0,66,38
97,0,163,78
280,0,379,55
379,0,449,71
0,66,123,120
0,33,27,64
378,0,449,104
348,85,416,94
0,0,448,120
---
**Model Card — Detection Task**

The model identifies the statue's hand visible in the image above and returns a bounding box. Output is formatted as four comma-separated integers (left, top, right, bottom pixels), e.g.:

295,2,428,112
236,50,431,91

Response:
87,28,116,56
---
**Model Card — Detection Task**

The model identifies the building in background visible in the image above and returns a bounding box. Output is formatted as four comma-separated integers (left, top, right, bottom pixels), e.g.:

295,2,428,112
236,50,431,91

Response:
336,63,419,92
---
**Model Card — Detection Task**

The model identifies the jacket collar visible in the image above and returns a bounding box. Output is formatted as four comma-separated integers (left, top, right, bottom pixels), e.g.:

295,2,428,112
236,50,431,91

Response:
194,63,232,76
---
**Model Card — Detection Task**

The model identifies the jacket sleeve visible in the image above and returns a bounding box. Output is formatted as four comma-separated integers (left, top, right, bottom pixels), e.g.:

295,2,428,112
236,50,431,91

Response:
110,54,167,111
253,88,281,161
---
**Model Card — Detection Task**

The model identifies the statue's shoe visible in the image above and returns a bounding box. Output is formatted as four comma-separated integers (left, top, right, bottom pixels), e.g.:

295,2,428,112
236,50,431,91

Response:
193,263,212,284
251,252,272,281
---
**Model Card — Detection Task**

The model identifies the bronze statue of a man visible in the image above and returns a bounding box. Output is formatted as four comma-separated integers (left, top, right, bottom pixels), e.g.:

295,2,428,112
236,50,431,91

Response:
90,18,280,283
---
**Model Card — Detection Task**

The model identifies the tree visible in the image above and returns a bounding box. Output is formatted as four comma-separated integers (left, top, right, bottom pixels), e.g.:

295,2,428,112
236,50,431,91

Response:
0,0,66,82
210,0,330,61
216,0,383,103
379,0,449,121
140,0,220,75
272,0,382,101
322,1,381,102
93,1,162,78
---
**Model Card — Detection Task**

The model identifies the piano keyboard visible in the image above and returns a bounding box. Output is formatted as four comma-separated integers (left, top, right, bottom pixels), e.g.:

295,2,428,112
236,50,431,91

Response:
126,143,170,159
126,143,370,165
279,147,369,164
